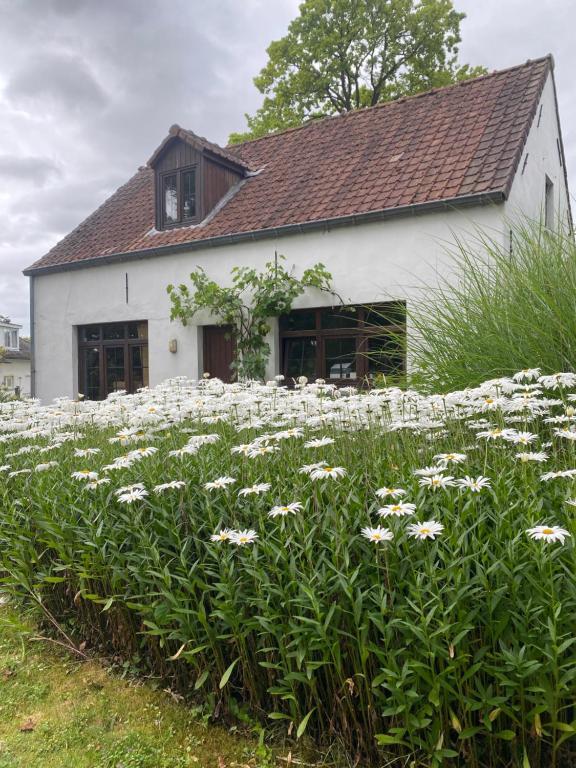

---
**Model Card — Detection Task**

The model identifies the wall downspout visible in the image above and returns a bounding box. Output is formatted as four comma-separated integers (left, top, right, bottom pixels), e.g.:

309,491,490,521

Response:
29,276,35,398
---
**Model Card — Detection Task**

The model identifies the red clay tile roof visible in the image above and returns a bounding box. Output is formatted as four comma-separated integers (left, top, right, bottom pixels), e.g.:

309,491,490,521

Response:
26,57,552,274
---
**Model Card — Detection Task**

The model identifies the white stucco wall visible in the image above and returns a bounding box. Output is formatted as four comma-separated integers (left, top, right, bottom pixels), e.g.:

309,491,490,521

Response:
32,203,505,402
505,72,571,228
0,358,31,397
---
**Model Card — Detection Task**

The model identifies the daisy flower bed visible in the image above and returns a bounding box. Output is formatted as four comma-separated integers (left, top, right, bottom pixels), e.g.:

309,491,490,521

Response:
1,369,576,766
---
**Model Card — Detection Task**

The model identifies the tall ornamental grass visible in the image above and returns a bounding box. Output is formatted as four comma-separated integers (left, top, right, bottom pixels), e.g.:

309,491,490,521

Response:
409,222,576,392
2,374,576,766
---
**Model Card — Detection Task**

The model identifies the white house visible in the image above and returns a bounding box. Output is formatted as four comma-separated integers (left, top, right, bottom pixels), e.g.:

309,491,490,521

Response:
0,318,31,397
24,55,571,402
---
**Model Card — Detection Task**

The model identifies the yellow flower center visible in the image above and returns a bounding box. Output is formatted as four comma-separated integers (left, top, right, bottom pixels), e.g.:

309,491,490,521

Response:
392,505,401,512
431,479,440,485
485,398,494,404
324,467,333,472
543,528,555,535
420,528,430,535
373,533,382,540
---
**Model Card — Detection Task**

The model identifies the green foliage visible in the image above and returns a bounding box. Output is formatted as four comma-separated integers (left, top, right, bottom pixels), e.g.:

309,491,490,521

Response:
3,378,576,764
409,221,576,392
229,0,485,143
167,257,334,380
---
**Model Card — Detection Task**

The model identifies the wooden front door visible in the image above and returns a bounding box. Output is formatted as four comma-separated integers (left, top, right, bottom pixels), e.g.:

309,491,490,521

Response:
203,325,236,382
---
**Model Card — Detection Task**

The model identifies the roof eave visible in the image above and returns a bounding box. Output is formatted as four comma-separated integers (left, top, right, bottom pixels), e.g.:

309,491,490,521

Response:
24,189,506,277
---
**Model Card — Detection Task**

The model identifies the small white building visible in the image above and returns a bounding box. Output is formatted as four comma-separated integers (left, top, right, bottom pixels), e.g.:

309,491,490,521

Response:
0,318,31,398
24,56,571,402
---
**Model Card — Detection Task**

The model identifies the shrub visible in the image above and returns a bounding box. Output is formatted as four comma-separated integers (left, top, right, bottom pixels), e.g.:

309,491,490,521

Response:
2,374,576,766
409,222,576,392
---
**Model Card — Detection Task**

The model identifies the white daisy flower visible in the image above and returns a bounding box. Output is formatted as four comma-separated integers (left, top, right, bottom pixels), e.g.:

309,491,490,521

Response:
71,469,99,481
375,487,407,500
413,465,447,477
74,448,101,457
115,483,145,496
554,427,576,441
153,480,186,493
541,469,576,481
299,462,327,474
35,461,58,472
476,428,512,441
434,453,467,464
238,483,272,497
304,437,335,448
230,529,258,546
516,452,549,463
361,526,394,543
204,476,236,490
9,469,32,477
378,502,417,518
0,465,10,472
210,528,236,542
309,465,346,480
268,502,303,518
116,487,149,504
231,444,252,455
247,445,280,458
454,475,491,492
505,431,538,446
513,368,541,382
526,525,571,544
418,474,455,490
407,521,444,540
85,478,111,489
130,446,159,458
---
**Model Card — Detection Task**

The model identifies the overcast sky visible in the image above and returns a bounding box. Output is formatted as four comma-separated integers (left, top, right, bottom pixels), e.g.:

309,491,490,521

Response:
1,0,575,333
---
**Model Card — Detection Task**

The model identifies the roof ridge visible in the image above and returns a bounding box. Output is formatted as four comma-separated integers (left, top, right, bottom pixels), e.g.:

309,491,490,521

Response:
227,55,553,150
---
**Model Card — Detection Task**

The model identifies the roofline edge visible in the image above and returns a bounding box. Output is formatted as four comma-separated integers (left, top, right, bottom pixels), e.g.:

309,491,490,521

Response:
24,190,506,277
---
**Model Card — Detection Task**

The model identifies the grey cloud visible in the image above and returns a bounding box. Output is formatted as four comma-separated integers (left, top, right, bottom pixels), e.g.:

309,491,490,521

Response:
0,155,61,186
6,51,108,113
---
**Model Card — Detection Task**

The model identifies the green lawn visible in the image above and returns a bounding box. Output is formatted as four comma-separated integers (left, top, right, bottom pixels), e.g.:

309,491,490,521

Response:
0,604,262,768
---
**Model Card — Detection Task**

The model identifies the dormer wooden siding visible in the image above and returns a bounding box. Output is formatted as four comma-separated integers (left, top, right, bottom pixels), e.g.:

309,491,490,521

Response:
150,127,247,230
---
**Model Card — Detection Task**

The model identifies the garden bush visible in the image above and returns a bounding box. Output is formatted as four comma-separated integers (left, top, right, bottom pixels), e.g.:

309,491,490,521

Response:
2,373,576,766
409,222,576,392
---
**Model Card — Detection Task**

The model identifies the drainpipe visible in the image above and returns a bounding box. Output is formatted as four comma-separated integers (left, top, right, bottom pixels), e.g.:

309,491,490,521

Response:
29,276,35,398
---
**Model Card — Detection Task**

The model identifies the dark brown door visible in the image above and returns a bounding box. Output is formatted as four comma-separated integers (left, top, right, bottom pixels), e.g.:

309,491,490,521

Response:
203,325,236,382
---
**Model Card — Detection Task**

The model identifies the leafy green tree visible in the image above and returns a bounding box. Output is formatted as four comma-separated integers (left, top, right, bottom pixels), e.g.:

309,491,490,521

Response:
167,257,336,380
229,0,485,143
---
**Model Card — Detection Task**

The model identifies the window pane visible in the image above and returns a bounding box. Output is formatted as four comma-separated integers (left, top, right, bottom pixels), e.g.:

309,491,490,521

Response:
163,174,178,223
325,337,357,380
82,347,100,400
182,170,196,220
3,331,10,347
103,324,125,340
127,322,148,339
105,346,126,394
321,306,358,329
284,337,317,380
79,326,101,342
131,345,149,390
367,333,405,377
364,302,406,328
279,311,317,332
10,331,17,347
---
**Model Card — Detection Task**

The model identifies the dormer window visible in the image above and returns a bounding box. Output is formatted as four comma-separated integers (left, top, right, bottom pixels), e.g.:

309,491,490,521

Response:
150,125,251,232
161,167,198,227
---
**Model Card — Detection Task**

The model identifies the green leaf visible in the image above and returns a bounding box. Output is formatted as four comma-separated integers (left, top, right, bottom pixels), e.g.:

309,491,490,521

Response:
219,658,240,690
194,669,210,691
296,708,316,739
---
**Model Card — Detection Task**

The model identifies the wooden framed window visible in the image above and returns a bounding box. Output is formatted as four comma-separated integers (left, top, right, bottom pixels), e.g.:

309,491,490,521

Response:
78,321,149,400
279,303,406,385
159,166,199,228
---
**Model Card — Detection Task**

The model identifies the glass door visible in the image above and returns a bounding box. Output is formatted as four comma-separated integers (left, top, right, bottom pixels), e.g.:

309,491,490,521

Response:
105,346,126,395
78,322,148,400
